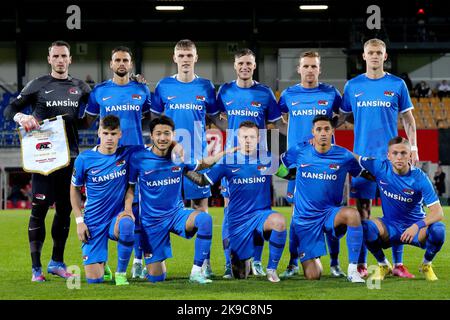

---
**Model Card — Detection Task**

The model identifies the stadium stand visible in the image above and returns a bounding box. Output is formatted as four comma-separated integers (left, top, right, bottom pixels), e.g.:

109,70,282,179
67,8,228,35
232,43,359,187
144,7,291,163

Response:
409,96,450,129
0,92,21,147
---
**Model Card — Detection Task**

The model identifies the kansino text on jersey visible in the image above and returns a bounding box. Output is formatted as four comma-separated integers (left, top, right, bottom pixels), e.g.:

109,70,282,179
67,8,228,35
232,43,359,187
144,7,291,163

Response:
380,187,414,203
356,101,392,107
232,176,266,184
146,177,181,187
227,109,259,117
105,104,140,112
46,100,79,107
291,109,327,116
301,172,338,181
91,169,126,183
168,103,203,110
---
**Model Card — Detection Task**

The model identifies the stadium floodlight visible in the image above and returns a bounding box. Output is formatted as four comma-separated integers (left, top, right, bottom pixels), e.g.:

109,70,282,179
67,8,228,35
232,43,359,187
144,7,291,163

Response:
299,5,328,10
155,6,185,11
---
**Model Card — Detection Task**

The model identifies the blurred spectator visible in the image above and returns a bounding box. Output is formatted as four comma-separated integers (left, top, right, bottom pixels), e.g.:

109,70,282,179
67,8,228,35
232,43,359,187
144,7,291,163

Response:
434,165,446,197
414,81,432,98
437,80,449,100
417,19,428,42
22,182,32,200
85,74,96,89
7,183,31,206
436,119,447,129
400,72,413,92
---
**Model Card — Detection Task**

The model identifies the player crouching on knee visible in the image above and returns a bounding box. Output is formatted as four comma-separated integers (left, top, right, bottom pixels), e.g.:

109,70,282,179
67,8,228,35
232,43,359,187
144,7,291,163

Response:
140,210,213,285
229,212,287,283
71,115,140,286
184,121,287,283
276,115,370,283
354,136,446,281
124,115,237,284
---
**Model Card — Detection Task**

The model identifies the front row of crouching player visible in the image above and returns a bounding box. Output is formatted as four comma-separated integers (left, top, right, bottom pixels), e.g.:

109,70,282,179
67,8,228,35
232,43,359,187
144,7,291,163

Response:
70,114,445,285
355,137,445,281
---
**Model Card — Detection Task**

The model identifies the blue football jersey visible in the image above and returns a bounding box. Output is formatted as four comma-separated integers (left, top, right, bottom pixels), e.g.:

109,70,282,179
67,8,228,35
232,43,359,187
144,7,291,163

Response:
359,157,439,228
341,73,413,158
204,151,276,228
71,145,139,226
281,144,362,223
128,146,197,225
279,83,341,148
85,80,152,146
151,75,219,163
217,81,281,149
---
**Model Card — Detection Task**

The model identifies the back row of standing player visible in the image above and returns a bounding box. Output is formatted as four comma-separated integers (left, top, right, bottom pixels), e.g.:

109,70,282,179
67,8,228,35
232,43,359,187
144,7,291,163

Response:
4,38,419,282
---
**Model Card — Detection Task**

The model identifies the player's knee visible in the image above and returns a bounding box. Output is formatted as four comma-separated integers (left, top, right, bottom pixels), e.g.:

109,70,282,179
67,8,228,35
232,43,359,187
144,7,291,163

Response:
55,201,72,216
346,208,361,225
118,217,135,243
30,201,49,222
146,272,166,283
268,213,286,231
362,220,380,242
339,207,360,226
194,212,212,235
427,222,446,245
31,197,49,213
304,268,321,280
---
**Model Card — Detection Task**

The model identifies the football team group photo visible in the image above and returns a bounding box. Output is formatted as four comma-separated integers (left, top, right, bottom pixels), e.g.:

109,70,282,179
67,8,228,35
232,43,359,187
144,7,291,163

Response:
0,0,449,301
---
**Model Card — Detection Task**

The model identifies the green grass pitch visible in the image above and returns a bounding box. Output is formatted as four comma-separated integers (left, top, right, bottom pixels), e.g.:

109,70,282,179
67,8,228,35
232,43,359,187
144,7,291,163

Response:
0,207,449,300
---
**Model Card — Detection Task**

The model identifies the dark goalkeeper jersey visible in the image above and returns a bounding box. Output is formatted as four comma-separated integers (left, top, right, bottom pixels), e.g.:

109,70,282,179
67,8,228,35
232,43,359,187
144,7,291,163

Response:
4,74,91,157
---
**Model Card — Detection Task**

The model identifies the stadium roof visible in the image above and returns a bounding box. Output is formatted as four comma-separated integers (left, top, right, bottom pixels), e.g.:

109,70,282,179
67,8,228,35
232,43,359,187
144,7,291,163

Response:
1,0,449,46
